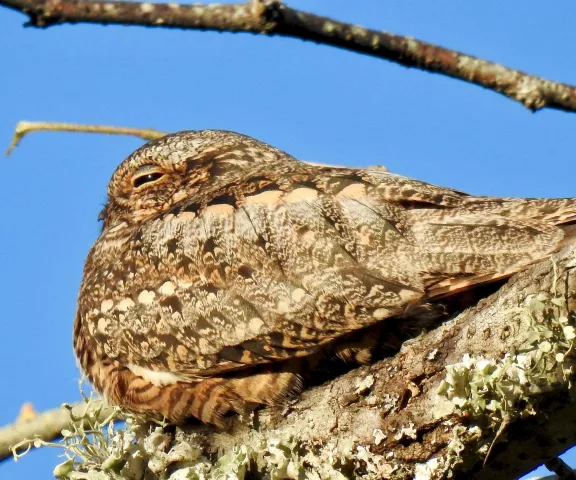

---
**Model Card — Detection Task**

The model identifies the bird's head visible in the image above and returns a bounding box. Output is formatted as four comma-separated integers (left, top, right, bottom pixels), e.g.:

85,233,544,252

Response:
99,130,290,230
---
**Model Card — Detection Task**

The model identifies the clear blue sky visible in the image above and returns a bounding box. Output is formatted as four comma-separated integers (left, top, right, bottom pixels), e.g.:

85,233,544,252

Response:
1,1,575,477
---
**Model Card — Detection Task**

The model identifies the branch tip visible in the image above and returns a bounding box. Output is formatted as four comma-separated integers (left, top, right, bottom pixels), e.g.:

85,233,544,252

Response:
5,121,166,156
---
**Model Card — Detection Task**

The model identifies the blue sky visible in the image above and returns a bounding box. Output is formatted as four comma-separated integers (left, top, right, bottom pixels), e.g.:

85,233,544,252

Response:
1,1,575,477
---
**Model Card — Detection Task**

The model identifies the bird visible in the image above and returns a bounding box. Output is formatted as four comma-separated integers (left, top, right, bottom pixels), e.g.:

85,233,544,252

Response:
74,130,576,427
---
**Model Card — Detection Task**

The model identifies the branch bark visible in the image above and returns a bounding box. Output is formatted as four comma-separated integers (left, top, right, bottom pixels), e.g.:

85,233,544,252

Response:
0,405,70,463
2,0,576,114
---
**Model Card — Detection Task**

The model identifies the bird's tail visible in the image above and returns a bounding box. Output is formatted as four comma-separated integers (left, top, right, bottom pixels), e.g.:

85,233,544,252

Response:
409,197,576,297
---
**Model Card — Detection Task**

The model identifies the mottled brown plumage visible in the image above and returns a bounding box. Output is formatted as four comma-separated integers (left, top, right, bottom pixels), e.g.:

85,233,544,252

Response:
74,130,576,427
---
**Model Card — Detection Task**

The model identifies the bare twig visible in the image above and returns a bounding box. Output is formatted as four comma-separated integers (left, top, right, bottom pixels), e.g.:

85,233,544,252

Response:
545,457,576,479
0,401,115,463
2,0,576,113
5,121,166,156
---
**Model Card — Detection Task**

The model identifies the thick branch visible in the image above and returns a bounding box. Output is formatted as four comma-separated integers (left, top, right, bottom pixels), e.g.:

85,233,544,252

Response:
545,457,576,479
2,0,576,113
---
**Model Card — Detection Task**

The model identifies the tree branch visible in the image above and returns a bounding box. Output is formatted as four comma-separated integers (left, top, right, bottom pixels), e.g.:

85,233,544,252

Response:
545,457,576,479
2,0,576,113
0,401,115,463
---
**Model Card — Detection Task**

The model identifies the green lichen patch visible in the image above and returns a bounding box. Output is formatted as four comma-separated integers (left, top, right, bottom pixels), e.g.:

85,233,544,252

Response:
433,290,576,475
438,292,576,422
20,400,349,480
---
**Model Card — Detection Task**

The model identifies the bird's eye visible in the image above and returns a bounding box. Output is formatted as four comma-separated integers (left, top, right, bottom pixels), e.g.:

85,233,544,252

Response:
132,167,165,189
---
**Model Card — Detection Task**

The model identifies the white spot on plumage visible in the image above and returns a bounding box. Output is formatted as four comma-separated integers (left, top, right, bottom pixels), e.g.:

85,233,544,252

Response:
138,290,156,305
159,281,176,296
204,204,235,215
277,299,290,313
291,288,306,302
100,299,114,313
116,298,135,312
335,183,367,199
244,190,283,205
248,317,264,334
128,364,182,386
372,308,390,320
97,317,109,333
283,188,318,203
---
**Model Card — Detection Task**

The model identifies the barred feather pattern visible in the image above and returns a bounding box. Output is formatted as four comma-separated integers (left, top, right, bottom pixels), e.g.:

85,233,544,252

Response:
74,130,576,426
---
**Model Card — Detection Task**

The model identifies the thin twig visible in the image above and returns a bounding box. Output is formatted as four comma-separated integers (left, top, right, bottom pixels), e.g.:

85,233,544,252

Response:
483,413,511,467
545,457,576,479
5,121,167,156
1,0,576,113
0,401,115,463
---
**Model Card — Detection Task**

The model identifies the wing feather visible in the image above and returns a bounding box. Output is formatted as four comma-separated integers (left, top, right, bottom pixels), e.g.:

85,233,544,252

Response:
81,164,576,378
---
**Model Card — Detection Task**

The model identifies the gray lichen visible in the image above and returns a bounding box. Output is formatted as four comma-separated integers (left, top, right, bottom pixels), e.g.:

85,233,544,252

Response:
432,290,576,476
438,291,576,420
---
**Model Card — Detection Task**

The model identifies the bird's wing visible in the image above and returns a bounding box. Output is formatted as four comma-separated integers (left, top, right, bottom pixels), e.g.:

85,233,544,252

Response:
85,166,457,378
82,165,576,379
406,195,576,297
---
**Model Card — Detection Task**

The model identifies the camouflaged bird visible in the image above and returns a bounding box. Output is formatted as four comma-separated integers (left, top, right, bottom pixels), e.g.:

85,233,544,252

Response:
74,130,576,427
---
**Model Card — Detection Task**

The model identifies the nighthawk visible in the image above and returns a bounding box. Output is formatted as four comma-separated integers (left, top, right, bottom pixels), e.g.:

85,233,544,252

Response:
74,130,576,427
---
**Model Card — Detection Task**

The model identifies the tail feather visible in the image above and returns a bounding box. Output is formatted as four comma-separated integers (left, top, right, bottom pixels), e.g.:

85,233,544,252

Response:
409,197,576,298
460,197,576,225
521,198,576,225
560,224,576,248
